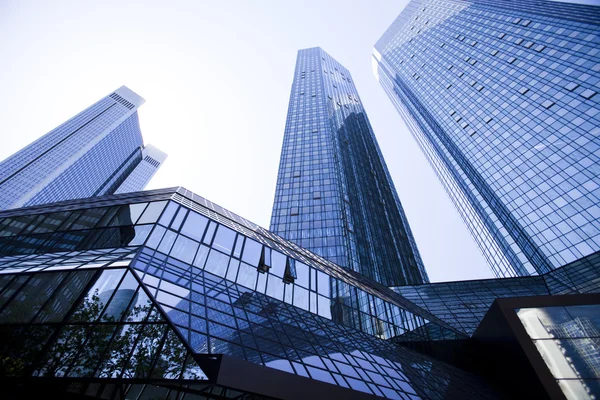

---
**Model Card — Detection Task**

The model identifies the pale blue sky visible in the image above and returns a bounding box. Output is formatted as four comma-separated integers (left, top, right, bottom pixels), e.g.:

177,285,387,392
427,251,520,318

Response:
0,0,495,282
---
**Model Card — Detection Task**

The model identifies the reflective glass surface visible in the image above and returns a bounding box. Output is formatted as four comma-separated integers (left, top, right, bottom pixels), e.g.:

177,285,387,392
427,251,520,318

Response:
0,88,164,211
270,47,428,286
516,304,600,399
374,0,600,278
0,188,503,399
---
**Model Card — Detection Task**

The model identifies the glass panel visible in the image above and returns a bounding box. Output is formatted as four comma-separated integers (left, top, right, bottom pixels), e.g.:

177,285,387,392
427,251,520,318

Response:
318,295,332,319
0,275,28,310
137,201,168,224
128,225,152,246
317,271,330,296
101,271,139,322
171,207,188,231
204,250,230,278
0,325,55,376
151,329,188,379
146,226,166,249
226,259,240,282
124,323,167,378
532,338,600,379
70,269,126,322
0,272,67,323
112,204,147,226
96,207,119,228
157,230,177,254
293,286,309,311
180,212,209,242
236,262,257,289
266,275,284,301
241,238,261,267
271,250,286,277
295,262,309,288
517,305,600,339
193,245,210,270
70,208,107,230
202,222,217,245
233,236,244,259
125,289,153,322
35,270,96,322
557,379,600,400
97,323,142,378
212,225,236,255
158,201,178,227
170,235,199,264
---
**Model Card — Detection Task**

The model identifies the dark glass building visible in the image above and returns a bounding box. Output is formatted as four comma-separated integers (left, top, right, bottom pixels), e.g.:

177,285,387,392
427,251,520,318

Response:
373,0,600,278
0,187,504,400
270,47,428,287
0,86,166,211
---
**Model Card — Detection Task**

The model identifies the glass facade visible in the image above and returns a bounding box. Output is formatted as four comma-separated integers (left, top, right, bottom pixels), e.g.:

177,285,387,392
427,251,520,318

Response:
271,47,428,287
393,276,549,335
516,304,600,399
0,187,501,399
0,86,166,211
373,0,600,278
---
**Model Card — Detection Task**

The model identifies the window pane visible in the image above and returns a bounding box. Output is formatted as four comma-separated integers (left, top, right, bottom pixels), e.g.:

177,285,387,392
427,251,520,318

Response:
317,271,330,296
212,225,236,255
158,230,177,254
137,201,168,224
204,249,230,277
70,269,126,322
241,238,261,267
295,262,309,288
128,225,152,246
293,286,309,311
170,235,199,264
266,275,284,301
271,250,286,277
180,212,209,242
193,245,210,270
236,262,257,289
0,272,67,323
146,226,166,249
158,201,178,227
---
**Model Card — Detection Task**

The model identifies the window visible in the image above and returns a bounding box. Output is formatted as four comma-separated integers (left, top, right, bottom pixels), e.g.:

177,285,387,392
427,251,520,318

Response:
564,82,579,92
581,89,597,100
542,100,555,109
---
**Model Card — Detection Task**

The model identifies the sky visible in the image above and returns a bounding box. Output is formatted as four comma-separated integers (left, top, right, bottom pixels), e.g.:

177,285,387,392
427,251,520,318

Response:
0,0,495,282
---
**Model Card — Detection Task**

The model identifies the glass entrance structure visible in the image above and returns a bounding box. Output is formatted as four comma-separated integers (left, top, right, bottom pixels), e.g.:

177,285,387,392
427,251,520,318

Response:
0,187,500,399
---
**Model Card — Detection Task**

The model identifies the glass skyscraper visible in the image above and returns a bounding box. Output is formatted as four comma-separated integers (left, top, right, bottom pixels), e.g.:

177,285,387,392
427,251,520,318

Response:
373,0,600,278
270,47,428,287
0,86,166,211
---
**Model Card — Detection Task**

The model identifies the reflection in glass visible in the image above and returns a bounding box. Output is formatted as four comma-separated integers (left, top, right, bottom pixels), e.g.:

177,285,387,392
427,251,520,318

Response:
517,305,600,398
180,212,209,242
241,238,261,267
137,201,167,225
212,225,236,255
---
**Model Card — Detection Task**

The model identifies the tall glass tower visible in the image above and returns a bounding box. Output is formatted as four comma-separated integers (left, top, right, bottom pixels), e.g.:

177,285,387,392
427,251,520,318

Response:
0,86,166,211
270,47,428,286
373,0,600,278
